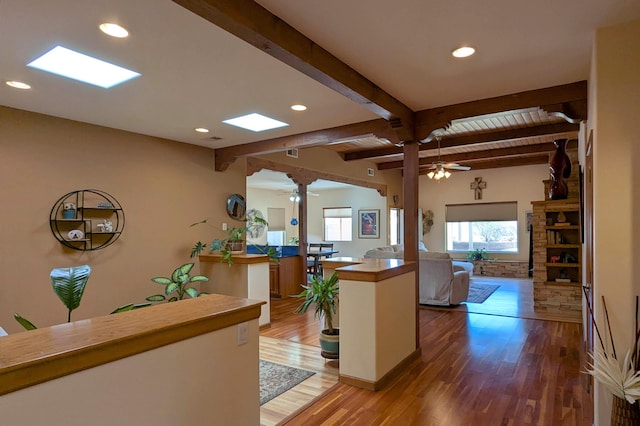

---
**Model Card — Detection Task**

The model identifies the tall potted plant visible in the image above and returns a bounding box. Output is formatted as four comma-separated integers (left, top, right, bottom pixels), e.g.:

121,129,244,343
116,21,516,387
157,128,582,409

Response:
294,272,339,359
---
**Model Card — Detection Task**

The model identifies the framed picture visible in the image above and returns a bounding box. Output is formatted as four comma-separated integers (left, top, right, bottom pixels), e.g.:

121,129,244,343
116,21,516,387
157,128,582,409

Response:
358,209,379,239
525,211,533,232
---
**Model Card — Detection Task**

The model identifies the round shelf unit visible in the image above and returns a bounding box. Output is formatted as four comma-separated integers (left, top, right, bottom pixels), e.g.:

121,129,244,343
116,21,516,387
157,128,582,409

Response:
50,189,125,251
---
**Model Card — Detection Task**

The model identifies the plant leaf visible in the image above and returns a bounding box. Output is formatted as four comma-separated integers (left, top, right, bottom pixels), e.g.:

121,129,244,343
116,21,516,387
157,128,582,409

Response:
189,275,209,283
185,287,198,298
110,303,152,314
151,277,172,285
14,313,37,330
165,283,179,295
50,264,91,321
586,349,640,402
168,296,178,302
146,294,166,302
190,241,206,258
189,219,208,227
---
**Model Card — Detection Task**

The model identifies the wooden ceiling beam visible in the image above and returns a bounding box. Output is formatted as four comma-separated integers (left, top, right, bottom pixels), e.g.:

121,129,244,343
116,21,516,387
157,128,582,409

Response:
378,141,573,170
415,81,587,140
345,121,578,162
214,119,396,171
172,0,415,141
418,154,550,175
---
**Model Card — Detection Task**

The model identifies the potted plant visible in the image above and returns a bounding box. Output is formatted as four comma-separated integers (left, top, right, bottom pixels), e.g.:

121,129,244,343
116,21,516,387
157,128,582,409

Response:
145,262,209,303
294,272,339,359
467,248,488,261
190,218,275,265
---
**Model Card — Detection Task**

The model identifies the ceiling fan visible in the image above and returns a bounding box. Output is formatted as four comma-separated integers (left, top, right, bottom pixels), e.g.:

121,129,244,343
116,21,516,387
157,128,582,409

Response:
426,135,470,180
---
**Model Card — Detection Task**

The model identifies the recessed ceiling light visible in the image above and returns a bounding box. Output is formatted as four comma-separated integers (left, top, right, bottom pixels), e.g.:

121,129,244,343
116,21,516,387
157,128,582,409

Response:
452,46,476,58
223,113,289,132
291,104,307,111
195,127,209,133
99,23,129,38
6,80,31,89
27,45,141,88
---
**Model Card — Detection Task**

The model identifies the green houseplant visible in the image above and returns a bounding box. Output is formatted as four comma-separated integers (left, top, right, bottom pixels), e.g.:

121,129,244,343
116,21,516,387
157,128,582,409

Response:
467,248,489,261
145,263,209,303
15,264,92,330
294,272,339,359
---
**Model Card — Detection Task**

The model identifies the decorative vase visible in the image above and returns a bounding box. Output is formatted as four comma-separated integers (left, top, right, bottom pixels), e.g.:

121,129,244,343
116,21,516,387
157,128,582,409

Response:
611,395,640,425
548,138,572,200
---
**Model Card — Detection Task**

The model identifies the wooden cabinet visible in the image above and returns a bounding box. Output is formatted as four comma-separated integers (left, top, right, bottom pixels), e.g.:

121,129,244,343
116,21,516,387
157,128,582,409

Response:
269,256,303,298
532,199,582,319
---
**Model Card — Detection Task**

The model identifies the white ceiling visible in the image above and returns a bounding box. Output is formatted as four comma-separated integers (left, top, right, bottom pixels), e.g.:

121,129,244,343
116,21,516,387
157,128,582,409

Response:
2,1,639,167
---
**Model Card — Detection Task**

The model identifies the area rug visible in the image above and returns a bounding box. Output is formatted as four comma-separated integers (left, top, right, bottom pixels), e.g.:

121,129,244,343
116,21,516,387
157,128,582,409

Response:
465,283,500,304
260,360,315,405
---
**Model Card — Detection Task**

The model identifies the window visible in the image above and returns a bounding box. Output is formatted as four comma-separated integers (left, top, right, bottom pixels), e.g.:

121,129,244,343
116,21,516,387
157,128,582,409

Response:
389,208,402,245
323,207,352,241
445,202,518,253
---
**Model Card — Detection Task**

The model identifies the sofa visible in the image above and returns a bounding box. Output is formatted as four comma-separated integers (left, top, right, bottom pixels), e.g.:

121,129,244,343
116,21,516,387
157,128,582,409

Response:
363,245,471,306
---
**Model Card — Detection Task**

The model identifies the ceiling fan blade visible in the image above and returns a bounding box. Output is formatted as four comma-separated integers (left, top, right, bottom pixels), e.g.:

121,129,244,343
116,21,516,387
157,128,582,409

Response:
446,165,471,171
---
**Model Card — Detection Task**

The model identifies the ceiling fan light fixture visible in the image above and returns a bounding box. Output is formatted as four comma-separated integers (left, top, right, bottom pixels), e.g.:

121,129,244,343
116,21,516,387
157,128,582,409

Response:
452,46,475,58
289,191,300,202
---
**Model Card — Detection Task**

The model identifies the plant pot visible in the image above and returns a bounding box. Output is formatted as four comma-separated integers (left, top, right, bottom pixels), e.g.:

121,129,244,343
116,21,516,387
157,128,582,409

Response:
319,329,339,359
226,241,244,254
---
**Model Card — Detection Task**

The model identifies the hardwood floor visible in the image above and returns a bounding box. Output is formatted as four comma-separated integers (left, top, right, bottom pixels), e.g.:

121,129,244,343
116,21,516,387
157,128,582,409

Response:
260,277,594,425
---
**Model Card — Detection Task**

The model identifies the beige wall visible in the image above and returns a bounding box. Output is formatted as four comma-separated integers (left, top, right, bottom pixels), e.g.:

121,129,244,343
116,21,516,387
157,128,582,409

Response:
419,164,549,260
591,18,640,425
0,106,245,333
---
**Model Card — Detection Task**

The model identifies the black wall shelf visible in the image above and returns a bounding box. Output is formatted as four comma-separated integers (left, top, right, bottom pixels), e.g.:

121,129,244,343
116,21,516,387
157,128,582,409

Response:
50,189,125,251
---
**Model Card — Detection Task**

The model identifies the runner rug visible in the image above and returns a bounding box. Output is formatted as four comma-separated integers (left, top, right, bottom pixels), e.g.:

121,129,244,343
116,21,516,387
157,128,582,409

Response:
466,283,500,304
260,360,315,405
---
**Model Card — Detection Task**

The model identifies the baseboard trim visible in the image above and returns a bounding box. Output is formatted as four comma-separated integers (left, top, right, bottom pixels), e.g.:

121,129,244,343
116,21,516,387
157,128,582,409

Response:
339,347,421,391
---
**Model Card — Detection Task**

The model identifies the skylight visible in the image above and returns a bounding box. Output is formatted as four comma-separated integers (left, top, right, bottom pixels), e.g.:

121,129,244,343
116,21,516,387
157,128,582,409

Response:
27,46,140,88
223,113,288,132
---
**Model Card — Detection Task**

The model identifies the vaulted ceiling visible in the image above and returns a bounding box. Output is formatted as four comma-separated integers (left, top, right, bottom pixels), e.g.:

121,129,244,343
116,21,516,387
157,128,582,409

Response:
2,1,639,178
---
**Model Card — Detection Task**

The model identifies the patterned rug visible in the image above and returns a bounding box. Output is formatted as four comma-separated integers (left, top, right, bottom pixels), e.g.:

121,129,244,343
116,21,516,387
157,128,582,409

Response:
260,360,315,405
466,283,500,304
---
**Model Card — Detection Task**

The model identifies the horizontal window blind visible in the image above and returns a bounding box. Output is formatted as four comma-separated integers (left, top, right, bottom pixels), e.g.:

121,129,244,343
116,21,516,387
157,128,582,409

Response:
324,207,351,218
446,202,517,222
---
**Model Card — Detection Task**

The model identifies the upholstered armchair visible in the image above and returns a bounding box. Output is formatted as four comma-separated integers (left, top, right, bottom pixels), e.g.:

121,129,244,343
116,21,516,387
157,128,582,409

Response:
417,252,470,306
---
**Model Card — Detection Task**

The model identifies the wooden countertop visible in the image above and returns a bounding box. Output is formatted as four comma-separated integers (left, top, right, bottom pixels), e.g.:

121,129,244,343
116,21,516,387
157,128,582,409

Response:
0,294,264,396
199,253,269,264
327,258,415,282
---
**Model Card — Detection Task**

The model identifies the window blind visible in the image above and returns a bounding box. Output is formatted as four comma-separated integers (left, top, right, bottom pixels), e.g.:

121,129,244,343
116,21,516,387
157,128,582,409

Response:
446,202,517,222
267,208,285,231
323,207,352,218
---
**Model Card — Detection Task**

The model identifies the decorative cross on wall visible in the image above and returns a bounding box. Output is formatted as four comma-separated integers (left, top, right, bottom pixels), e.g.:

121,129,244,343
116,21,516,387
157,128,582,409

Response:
470,177,487,200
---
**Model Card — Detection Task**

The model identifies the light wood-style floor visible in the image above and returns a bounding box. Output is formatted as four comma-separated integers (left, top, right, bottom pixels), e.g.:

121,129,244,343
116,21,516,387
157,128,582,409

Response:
260,277,593,425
